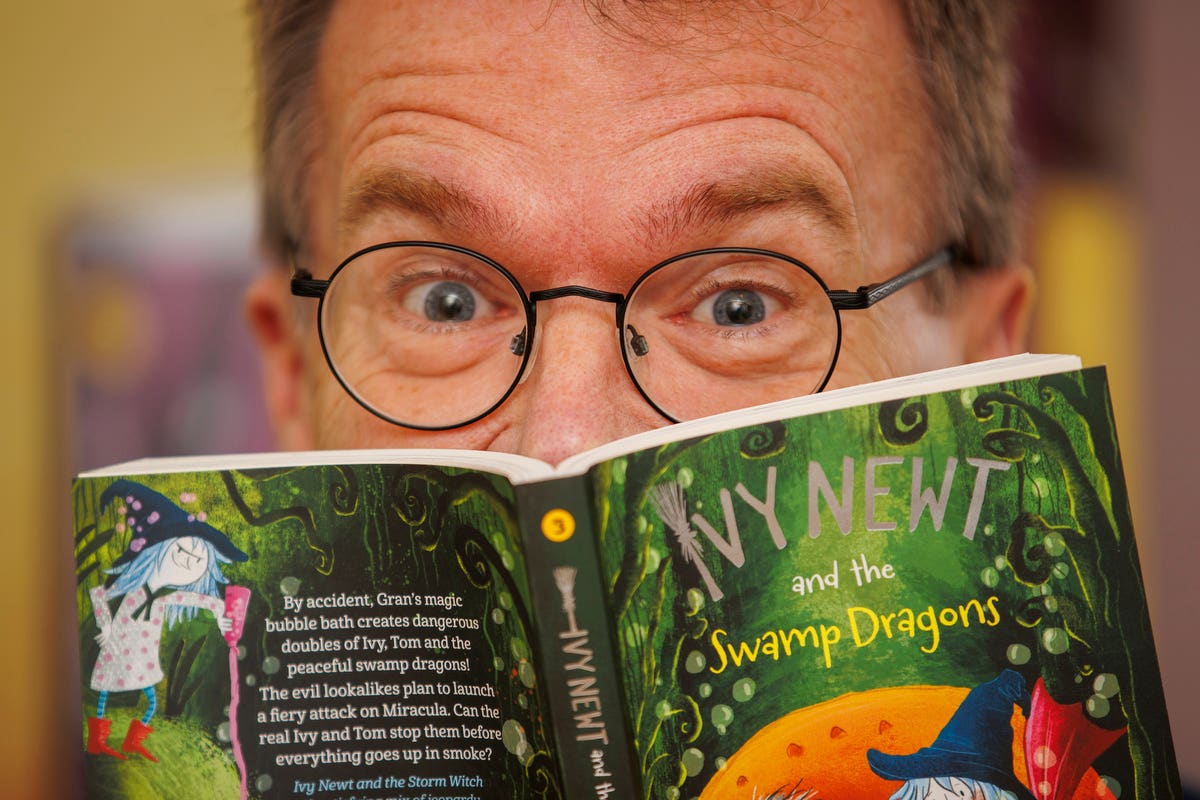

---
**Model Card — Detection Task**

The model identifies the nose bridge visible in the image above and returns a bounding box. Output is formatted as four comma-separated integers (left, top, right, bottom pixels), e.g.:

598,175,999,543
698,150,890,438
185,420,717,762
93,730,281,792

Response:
521,285,626,366
526,293,624,370
509,294,658,464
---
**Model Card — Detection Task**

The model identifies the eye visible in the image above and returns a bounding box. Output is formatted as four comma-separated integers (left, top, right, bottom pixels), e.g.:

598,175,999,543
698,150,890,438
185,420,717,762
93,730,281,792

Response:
707,289,767,326
380,267,504,328
689,282,782,328
415,280,477,322
171,543,196,569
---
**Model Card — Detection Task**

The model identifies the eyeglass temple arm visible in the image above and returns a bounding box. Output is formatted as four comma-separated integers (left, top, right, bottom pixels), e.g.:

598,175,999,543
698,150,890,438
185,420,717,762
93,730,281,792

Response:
827,247,959,310
290,269,328,299
285,237,329,299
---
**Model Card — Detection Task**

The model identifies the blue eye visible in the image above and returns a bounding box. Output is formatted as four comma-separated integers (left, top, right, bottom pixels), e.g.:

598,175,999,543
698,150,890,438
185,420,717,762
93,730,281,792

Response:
422,281,477,322
710,289,766,326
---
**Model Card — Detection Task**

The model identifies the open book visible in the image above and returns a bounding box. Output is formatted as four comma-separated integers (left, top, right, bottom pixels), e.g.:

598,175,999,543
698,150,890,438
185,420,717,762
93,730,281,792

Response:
71,354,1182,799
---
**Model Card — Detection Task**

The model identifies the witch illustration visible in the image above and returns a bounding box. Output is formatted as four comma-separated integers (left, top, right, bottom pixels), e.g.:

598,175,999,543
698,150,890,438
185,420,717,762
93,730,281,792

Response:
867,670,1036,800
84,479,249,762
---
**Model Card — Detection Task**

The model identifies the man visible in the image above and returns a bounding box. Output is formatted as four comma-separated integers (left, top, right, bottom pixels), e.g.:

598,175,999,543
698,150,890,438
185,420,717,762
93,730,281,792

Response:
245,0,1033,464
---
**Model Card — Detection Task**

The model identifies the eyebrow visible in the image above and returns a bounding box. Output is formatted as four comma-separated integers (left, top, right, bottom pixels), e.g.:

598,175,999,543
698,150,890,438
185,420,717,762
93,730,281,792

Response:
340,164,853,252
340,170,515,241
638,166,854,247
174,542,201,556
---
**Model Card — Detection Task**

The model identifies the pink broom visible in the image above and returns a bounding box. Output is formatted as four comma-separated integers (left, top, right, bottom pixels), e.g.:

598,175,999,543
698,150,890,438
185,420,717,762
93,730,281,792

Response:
224,586,252,800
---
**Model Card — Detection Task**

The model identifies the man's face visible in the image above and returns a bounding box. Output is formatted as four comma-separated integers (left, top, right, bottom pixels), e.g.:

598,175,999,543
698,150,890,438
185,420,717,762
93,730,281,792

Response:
249,0,1030,464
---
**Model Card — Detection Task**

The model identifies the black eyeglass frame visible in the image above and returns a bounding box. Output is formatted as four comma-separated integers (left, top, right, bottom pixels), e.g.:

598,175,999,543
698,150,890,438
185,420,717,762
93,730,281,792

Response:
291,241,960,431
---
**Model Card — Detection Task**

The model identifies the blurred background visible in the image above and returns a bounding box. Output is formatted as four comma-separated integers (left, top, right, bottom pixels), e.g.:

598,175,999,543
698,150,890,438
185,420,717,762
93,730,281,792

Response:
2,1,1195,795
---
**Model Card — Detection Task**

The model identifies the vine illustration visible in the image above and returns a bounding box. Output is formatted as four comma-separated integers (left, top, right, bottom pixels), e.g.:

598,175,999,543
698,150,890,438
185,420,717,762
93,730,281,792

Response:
882,378,1165,796
597,426,781,798
163,635,208,718
589,373,1172,798
969,376,1170,797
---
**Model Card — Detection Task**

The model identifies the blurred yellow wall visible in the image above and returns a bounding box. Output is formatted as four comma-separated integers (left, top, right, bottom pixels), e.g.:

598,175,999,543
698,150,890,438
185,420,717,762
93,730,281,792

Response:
0,4,253,796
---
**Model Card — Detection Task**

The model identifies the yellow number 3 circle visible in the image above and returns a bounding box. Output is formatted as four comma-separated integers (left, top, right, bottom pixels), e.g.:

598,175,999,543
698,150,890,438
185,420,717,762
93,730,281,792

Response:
541,509,576,542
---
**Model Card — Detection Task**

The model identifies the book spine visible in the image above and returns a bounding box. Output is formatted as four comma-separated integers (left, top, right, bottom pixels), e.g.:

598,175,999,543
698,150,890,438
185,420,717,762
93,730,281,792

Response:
518,476,641,800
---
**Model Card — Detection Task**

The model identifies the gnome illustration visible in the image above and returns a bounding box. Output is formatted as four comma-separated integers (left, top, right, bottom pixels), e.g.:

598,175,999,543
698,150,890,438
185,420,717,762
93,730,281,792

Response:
867,670,1036,800
85,479,248,762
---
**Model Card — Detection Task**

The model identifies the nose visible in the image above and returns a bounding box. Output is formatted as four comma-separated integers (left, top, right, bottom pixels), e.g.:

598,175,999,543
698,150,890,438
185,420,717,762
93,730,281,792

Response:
505,297,668,465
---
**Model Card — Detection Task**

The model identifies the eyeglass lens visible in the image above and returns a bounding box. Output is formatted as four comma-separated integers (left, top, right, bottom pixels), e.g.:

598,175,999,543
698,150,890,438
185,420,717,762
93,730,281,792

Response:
320,245,529,429
318,244,840,429
623,250,838,420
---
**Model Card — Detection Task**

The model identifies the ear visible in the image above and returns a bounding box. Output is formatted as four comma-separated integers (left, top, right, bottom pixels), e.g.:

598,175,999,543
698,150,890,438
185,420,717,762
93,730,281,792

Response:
948,262,1036,362
245,269,317,450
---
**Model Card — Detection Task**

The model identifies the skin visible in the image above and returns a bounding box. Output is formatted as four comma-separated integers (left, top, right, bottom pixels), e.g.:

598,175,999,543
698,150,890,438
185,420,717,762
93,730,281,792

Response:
151,536,210,591
247,0,1033,465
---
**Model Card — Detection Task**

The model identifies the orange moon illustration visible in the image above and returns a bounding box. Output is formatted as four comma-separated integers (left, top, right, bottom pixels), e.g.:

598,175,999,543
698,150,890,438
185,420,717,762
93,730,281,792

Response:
699,685,1116,800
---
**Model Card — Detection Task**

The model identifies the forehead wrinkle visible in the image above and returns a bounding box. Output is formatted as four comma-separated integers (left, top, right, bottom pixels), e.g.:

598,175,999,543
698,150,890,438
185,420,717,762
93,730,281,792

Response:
339,168,515,243
637,165,854,248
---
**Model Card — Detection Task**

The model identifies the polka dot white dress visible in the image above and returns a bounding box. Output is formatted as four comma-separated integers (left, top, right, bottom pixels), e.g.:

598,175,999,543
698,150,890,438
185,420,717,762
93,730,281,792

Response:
89,585,223,692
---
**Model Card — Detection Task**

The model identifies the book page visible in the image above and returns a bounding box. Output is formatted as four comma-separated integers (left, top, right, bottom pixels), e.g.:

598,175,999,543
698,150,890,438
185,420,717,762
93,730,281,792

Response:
73,462,562,798
79,448,557,484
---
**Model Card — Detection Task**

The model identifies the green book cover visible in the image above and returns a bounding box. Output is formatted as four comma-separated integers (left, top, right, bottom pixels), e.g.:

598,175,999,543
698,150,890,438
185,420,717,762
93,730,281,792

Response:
591,365,1180,800
70,357,1181,799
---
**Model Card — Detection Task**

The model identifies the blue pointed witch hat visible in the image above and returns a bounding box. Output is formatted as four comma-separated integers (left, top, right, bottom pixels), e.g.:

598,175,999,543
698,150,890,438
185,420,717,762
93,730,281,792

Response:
100,478,248,569
867,670,1036,800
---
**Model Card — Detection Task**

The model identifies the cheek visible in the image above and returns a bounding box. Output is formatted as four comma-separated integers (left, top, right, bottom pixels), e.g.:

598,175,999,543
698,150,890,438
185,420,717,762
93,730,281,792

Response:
827,299,962,389
306,364,503,452
307,369,392,449
157,563,186,585
890,300,966,369
300,330,376,447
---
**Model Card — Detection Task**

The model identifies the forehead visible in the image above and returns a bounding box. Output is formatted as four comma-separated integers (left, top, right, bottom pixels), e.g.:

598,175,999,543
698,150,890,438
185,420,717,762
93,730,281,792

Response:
313,0,936,267
318,0,923,140
320,0,914,82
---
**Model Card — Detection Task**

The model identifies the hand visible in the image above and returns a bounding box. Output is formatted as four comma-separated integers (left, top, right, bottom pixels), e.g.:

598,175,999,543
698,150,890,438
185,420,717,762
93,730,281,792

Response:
95,626,113,648
216,613,233,633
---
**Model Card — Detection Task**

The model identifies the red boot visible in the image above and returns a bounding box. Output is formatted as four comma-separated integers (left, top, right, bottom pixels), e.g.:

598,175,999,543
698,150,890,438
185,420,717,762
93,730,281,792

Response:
121,719,159,762
86,716,125,759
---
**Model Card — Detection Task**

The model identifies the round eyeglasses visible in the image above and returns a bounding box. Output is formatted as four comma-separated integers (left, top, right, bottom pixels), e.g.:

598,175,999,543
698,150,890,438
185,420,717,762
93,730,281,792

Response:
291,242,956,430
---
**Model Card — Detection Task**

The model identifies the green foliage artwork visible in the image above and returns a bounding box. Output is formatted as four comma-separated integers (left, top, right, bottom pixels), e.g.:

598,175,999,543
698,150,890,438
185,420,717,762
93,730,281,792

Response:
592,370,1173,799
